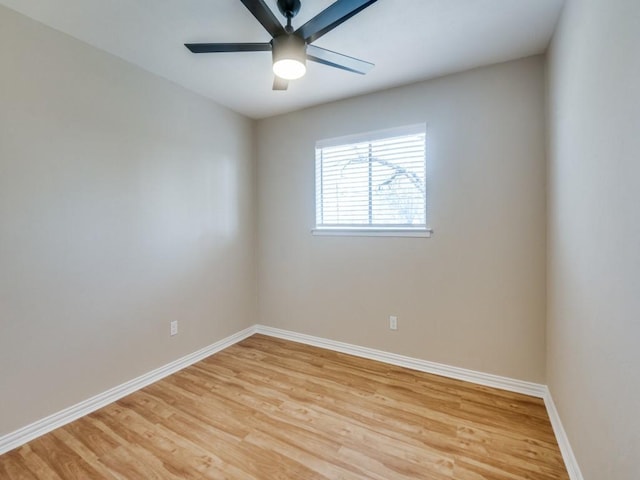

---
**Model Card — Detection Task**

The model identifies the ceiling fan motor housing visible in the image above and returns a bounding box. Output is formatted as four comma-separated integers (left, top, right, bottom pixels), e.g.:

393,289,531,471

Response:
277,0,302,20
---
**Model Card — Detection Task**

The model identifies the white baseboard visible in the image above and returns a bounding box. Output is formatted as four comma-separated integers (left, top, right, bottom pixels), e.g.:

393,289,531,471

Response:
0,323,583,480
0,326,257,456
254,325,547,398
543,387,585,480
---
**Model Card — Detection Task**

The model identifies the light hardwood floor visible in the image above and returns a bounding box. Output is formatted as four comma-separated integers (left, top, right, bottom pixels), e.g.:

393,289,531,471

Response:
0,334,569,479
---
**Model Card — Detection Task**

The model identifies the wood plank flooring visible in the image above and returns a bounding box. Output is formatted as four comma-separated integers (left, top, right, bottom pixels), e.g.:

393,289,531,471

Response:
0,334,569,479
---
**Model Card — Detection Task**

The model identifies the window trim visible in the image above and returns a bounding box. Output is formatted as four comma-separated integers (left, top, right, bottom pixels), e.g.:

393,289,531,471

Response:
314,123,431,238
311,227,433,238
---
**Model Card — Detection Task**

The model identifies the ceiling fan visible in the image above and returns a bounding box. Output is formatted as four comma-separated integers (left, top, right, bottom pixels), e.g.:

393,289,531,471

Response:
185,0,378,91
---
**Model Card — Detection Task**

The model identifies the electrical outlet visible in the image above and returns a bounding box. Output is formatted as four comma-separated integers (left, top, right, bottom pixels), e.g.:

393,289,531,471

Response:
170,320,178,336
389,316,398,331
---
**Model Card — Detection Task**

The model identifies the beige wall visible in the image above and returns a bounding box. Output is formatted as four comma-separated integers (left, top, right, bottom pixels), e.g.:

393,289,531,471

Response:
256,56,547,382
0,6,256,436
547,0,640,478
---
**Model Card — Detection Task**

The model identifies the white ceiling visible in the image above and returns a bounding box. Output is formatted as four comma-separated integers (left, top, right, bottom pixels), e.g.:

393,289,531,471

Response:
0,0,564,119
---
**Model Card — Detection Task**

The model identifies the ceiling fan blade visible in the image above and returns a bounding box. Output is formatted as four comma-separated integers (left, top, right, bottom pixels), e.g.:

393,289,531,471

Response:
185,43,272,53
273,76,289,90
295,0,378,44
239,0,286,38
306,44,374,75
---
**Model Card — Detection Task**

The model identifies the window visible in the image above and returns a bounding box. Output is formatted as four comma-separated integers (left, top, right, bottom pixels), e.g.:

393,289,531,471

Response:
314,124,429,236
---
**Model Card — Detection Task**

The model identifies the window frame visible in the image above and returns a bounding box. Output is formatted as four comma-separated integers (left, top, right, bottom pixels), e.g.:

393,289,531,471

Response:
312,124,432,238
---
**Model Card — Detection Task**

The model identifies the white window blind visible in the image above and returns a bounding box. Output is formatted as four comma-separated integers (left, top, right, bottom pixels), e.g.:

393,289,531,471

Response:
315,124,427,234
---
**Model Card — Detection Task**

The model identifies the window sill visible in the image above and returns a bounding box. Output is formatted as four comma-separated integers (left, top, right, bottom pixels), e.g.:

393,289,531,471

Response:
311,228,433,238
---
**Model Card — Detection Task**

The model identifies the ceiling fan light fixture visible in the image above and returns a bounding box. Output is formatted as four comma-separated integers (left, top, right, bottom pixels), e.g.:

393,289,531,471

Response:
273,58,306,80
272,34,307,80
